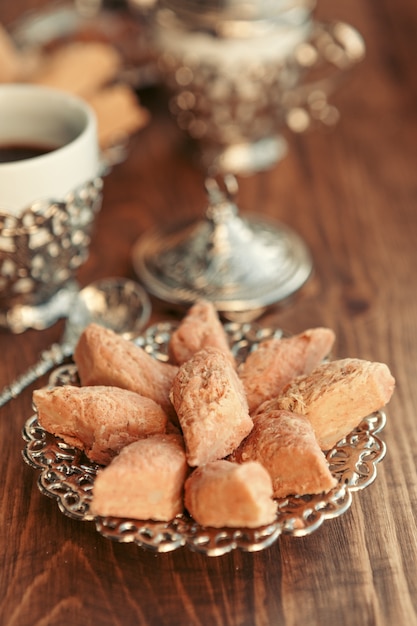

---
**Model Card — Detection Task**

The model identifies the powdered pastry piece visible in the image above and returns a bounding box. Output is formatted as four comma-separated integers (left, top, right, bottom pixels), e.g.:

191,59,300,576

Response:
170,347,253,466
260,358,395,449
169,299,235,366
239,327,335,413
184,460,277,528
86,84,149,149
33,385,168,465
90,434,188,521
233,409,337,498
74,323,178,416
32,41,121,96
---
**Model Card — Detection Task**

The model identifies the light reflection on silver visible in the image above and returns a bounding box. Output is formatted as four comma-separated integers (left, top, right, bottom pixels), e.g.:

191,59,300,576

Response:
146,0,365,174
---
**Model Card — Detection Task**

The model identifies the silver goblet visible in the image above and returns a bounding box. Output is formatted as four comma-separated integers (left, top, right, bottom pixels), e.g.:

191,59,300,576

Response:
131,0,365,318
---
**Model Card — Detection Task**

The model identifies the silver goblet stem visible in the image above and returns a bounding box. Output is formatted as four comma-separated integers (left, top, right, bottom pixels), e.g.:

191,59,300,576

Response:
132,174,313,319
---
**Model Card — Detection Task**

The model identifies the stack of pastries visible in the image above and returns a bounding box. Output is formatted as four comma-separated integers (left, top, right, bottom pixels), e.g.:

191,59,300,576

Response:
32,301,395,529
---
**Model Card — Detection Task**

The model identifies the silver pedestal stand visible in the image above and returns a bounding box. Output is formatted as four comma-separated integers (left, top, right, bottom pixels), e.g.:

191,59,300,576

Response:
133,176,312,319
131,0,365,318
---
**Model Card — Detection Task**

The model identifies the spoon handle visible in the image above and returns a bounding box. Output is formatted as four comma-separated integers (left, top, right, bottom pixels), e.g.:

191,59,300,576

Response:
0,342,73,408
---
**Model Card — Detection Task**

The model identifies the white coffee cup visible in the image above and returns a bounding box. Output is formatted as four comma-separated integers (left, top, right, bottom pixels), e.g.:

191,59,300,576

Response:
0,84,99,215
0,84,102,332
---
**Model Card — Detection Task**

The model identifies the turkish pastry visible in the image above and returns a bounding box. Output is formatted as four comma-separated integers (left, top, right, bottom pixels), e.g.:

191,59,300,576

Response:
260,358,395,450
170,347,253,466
239,327,335,413
33,385,168,465
232,409,337,497
90,434,188,521
74,323,178,416
169,299,235,366
184,460,277,528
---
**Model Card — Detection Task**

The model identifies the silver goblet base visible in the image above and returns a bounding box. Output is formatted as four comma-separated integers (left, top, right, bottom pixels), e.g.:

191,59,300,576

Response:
132,177,312,319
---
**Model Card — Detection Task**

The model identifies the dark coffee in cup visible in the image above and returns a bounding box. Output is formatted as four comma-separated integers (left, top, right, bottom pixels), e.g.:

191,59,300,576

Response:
0,142,57,163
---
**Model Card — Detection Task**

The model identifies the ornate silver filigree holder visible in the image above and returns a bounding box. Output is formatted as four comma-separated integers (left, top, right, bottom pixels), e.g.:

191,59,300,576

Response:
0,178,103,333
132,0,365,316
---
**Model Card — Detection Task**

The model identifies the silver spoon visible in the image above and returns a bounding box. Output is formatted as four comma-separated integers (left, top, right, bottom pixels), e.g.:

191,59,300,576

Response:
0,277,151,407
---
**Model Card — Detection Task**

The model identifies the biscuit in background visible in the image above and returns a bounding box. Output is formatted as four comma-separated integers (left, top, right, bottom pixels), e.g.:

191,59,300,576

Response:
0,23,150,150
0,23,42,82
86,83,150,149
31,40,121,96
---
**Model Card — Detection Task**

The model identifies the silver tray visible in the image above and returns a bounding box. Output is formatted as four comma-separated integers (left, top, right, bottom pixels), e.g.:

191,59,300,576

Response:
22,322,387,556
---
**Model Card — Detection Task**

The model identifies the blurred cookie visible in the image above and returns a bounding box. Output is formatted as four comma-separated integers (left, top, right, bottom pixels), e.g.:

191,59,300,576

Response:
31,40,121,96
87,84,150,148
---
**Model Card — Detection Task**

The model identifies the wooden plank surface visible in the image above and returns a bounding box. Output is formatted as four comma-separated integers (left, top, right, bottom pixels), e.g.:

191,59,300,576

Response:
1,0,417,624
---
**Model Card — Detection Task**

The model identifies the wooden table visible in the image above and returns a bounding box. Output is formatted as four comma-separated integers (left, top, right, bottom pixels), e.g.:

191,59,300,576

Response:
1,1,417,624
